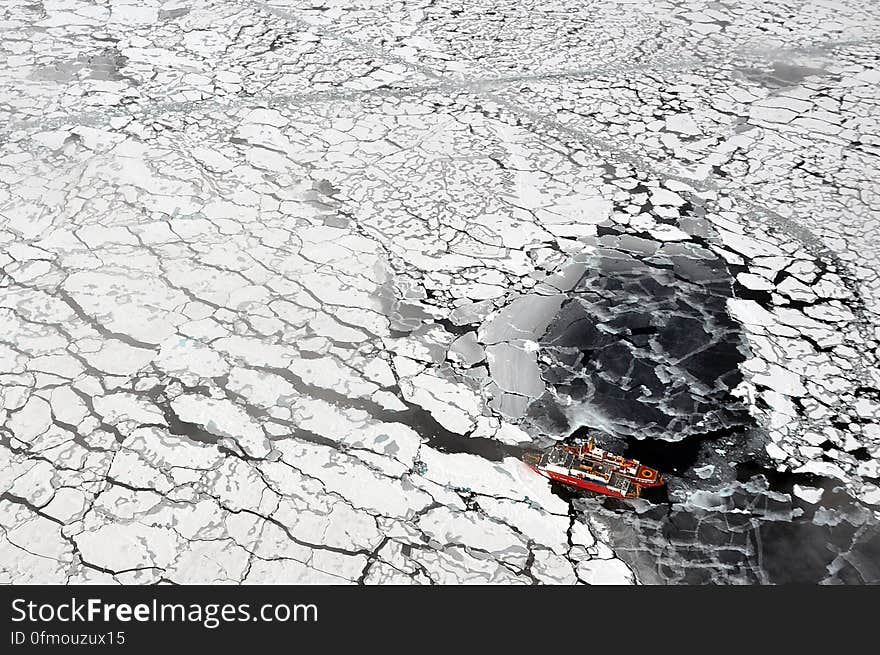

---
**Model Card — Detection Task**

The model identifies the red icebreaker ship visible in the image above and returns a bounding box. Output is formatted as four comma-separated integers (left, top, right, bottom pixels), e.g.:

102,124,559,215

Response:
523,438,663,499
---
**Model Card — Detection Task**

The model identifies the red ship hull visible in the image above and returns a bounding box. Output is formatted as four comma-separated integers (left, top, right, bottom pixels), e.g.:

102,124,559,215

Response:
527,465,632,499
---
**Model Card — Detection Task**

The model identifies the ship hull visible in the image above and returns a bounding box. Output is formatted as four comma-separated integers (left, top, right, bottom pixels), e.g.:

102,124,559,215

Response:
528,464,637,499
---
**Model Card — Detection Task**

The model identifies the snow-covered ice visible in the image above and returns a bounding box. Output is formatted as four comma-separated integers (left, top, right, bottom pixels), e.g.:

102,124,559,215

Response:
1,0,879,584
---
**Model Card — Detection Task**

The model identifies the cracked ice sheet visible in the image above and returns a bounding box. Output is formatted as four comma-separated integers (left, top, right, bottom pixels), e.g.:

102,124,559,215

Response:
264,0,880,81
1,0,434,130
2,1,879,585
262,0,692,80
637,0,880,54
0,89,645,584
